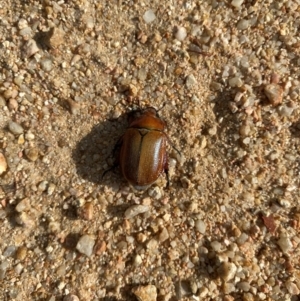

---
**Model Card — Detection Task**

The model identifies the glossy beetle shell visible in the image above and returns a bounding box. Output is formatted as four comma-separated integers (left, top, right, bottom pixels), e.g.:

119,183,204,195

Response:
118,107,169,190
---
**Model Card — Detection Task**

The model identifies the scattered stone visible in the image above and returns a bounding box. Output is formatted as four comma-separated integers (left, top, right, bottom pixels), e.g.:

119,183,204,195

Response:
25,147,39,161
15,198,30,212
132,285,157,301
8,98,18,111
38,180,48,192
218,262,237,282
264,83,283,106
15,212,35,228
65,99,80,115
63,294,80,301
40,58,53,72
94,240,106,255
78,202,93,220
195,219,206,234
23,39,39,57
124,205,149,219
143,10,156,24
47,183,56,195
16,246,27,260
236,281,250,292
0,153,8,175
158,227,169,242
76,235,95,257
48,27,65,48
231,0,244,8
277,235,293,254
175,26,187,41
285,280,299,295
185,74,197,88
228,76,243,87
8,121,24,135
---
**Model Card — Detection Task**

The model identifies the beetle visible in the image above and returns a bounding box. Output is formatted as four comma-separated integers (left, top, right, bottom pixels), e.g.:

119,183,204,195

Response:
109,106,179,190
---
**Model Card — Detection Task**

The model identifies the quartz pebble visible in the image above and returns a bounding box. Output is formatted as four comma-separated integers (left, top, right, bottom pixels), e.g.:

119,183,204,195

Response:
8,121,23,135
175,26,187,41
185,74,197,88
264,83,283,106
277,235,293,254
143,10,156,24
124,205,149,219
0,153,8,175
132,285,157,301
231,0,244,8
76,235,95,257
195,219,206,234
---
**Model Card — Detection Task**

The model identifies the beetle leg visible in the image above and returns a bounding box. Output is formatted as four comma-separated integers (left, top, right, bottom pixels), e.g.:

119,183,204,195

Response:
164,133,181,156
102,136,123,180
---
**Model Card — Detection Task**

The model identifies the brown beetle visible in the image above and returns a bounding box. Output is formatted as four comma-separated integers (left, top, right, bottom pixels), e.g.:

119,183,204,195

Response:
112,107,178,190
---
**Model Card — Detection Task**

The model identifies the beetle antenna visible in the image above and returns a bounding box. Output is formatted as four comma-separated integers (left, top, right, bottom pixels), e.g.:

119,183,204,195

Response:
157,102,166,112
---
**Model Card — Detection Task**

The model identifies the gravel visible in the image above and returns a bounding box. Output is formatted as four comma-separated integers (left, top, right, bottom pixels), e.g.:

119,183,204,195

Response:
1,0,300,300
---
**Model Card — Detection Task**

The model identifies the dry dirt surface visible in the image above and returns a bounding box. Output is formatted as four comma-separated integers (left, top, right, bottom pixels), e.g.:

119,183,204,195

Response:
1,0,300,300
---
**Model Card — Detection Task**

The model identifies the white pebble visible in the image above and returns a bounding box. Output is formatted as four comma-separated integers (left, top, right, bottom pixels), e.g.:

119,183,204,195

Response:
143,10,156,24
125,205,149,219
277,235,293,254
175,26,187,41
231,0,244,8
76,235,95,257
195,220,206,234
0,153,8,175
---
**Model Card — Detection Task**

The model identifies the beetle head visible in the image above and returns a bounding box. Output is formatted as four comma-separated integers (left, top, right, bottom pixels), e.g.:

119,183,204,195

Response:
127,107,166,130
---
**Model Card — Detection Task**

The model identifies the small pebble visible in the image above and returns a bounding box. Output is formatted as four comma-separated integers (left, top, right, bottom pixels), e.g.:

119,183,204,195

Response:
38,180,48,192
132,285,157,301
8,121,24,135
195,219,206,234
8,98,18,111
285,280,300,295
65,99,80,115
76,234,95,257
40,58,53,72
228,76,243,87
143,10,156,24
23,39,39,57
15,212,35,228
237,19,249,30
175,26,187,41
158,227,169,242
16,246,27,260
185,74,197,88
277,235,293,254
218,262,237,282
231,0,244,8
264,83,283,106
133,254,142,266
124,205,149,219
63,294,80,301
25,147,39,161
78,202,93,220
48,27,65,48
15,198,30,212
236,281,250,292
0,153,8,175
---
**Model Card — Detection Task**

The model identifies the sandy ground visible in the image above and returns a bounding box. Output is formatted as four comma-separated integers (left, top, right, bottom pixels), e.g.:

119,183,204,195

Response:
1,0,300,300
